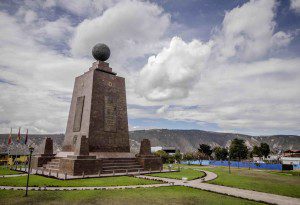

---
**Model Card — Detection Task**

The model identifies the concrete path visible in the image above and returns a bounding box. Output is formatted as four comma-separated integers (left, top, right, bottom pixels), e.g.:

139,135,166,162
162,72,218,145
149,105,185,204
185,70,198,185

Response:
138,170,300,205
0,174,27,178
0,183,172,191
2,168,299,205
12,167,177,180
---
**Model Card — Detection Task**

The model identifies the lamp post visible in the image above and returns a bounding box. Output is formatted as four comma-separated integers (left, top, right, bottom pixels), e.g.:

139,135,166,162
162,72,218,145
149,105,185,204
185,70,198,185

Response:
25,146,34,197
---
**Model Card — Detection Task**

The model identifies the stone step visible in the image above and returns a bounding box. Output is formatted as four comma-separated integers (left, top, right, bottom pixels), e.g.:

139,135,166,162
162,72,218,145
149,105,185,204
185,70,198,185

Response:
102,159,138,163
44,168,60,172
102,168,144,174
46,164,59,168
42,158,61,170
102,162,140,166
48,162,60,166
51,159,61,163
102,165,142,170
102,158,137,160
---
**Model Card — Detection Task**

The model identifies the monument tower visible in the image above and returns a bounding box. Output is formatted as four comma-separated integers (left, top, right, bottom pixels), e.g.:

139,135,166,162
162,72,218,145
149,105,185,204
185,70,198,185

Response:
32,44,162,176
63,43,130,153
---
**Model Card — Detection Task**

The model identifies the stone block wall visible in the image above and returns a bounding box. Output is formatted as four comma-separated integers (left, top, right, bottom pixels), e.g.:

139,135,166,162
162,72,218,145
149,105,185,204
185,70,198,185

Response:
137,156,163,171
59,158,102,176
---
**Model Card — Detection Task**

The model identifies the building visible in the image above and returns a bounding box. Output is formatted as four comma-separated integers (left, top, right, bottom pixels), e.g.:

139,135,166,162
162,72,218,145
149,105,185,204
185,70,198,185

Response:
283,150,300,157
151,146,177,155
281,150,300,170
281,157,300,165
0,145,29,165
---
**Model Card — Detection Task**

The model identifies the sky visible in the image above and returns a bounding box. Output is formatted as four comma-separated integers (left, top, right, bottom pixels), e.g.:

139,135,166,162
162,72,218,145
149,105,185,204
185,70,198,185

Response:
0,0,299,136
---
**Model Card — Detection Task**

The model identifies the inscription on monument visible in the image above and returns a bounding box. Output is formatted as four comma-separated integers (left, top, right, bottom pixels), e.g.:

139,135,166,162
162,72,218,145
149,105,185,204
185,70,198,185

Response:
104,95,117,132
73,96,85,132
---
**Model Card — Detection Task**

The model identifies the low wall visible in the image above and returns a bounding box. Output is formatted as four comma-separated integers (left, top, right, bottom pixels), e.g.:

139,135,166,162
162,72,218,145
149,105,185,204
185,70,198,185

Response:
181,160,283,170
293,164,300,170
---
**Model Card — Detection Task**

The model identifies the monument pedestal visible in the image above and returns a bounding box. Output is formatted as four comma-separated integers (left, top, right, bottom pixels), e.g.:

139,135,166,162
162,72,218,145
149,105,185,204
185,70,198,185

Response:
59,136,101,176
31,138,55,169
136,139,162,171
59,156,101,176
137,156,163,171
31,154,55,168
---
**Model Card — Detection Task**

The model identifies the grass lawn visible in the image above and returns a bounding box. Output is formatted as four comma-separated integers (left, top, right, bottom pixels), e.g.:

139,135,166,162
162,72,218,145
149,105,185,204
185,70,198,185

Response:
180,164,300,198
147,168,205,180
0,166,22,175
0,186,266,205
0,175,161,187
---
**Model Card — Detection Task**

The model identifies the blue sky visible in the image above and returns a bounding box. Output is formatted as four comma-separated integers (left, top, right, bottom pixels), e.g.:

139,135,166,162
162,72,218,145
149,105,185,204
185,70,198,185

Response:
0,0,299,136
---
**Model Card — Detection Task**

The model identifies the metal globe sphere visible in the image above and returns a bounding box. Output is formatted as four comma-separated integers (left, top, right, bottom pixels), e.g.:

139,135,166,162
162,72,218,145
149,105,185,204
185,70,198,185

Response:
92,43,110,61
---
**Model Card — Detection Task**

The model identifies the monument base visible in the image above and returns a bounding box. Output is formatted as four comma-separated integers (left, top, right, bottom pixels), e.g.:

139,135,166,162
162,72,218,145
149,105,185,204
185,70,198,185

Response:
36,137,162,177
59,155,101,176
137,155,163,171
31,154,55,169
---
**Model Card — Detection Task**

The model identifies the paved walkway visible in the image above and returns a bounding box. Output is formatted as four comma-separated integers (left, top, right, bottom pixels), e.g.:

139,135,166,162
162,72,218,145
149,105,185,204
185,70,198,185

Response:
0,174,27,178
1,169,299,205
12,167,177,180
0,183,172,191
138,170,300,205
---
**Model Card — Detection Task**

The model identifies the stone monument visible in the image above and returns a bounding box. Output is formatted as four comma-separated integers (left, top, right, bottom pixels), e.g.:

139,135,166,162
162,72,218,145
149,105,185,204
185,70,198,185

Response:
32,43,162,176
137,139,162,171
31,137,55,168
62,43,130,153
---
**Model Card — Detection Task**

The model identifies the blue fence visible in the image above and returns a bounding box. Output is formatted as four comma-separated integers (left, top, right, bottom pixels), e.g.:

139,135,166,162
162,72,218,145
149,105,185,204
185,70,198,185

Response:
181,160,283,170
293,164,300,170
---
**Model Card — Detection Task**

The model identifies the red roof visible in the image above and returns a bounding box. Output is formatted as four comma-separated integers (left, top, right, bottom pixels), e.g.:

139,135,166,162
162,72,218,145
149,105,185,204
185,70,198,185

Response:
284,150,300,153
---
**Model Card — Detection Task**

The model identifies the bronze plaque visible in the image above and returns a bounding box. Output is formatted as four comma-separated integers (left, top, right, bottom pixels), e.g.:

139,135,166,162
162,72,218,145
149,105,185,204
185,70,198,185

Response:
104,95,117,132
73,96,85,132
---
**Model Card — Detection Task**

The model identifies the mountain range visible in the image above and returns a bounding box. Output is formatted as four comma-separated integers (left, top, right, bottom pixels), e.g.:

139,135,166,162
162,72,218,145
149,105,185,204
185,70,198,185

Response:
0,129,299,154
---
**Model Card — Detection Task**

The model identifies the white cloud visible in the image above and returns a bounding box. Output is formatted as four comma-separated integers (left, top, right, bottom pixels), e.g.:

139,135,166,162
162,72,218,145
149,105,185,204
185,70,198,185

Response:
24,10,37,24
0,0,298,136
136,37,212,101
0,0,171,134
136,0,293,103
0,11,90,133
214,0,292,61
290,0,300,13
42,0,117,17
134,0,299,134
70,0,170,64
271,31,293,48
150,57,300,134
35,17,74,41
156,105,170,114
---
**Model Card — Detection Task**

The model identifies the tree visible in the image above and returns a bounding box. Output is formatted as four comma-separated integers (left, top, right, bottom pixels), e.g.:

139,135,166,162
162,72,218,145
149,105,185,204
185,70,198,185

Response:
154,150,168,163
198,144,212,159
214,147,228,161
229,138,248,162
252,145,262,157
174,150,182,163
260,143,270,158
183,152,195,161
167,155,175,164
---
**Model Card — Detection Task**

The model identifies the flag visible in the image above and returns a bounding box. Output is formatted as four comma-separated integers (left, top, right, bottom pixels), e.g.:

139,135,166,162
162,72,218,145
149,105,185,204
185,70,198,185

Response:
8,128,12,145
17,127,21,143
24,129,28,145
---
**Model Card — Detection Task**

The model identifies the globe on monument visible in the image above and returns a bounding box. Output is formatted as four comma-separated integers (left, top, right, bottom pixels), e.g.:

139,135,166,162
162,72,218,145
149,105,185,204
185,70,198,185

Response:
92,43,110,61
